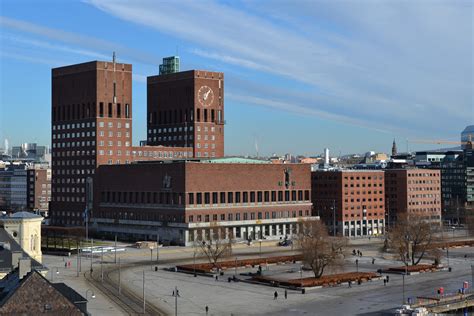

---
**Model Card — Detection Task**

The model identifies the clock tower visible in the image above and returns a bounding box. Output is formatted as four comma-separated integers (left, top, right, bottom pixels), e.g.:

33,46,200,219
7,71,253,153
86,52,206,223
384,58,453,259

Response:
147,66,225,159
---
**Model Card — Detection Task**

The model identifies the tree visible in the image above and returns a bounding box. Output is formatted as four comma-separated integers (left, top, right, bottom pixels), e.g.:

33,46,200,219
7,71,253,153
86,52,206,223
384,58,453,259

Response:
298,220,347,278
388,214,437,266
194,227,233,269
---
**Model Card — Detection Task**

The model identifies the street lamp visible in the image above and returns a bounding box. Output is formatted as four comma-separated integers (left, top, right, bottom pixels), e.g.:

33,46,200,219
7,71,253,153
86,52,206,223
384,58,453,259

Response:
51,267,59,282
355,259,359,273
85,289,96,300
150,247,154,271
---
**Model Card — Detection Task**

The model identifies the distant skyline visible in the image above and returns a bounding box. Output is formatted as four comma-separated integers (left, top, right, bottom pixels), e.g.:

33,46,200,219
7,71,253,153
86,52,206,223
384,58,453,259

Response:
0,0,472,156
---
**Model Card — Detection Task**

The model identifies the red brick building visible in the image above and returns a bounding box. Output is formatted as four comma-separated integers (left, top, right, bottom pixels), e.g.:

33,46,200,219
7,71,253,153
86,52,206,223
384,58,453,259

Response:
147,70,225,158
50,58,194,226
311,170,386,237
92,159,315,245
26,167,51,215
385,169,441,224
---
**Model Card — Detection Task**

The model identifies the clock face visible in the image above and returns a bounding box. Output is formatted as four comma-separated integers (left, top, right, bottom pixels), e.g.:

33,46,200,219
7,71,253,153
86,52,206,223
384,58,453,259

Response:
197,85,214,107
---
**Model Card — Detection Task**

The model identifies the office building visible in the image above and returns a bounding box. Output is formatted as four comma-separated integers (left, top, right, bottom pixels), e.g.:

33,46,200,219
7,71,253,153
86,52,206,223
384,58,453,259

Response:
385,169,441,224
311,170,386,237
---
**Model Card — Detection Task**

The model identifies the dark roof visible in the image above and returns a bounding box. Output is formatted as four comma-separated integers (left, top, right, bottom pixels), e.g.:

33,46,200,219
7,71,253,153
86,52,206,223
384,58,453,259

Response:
52,283,86,303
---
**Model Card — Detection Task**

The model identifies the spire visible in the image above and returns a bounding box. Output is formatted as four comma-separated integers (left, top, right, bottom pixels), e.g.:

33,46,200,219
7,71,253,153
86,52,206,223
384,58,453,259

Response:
391,139,397,157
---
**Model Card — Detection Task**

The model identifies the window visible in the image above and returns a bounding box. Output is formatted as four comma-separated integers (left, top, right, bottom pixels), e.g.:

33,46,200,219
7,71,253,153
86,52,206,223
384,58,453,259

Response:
99,102,104,117
220,192,226,204
108,103,112,117
125,104,130,118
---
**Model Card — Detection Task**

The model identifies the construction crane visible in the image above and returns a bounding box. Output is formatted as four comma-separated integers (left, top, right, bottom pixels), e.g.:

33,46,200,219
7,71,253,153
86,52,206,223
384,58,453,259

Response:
408,135,472,146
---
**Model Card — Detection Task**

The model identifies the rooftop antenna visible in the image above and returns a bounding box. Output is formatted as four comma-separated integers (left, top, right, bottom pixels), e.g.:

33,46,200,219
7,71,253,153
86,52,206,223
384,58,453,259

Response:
113,52,117,104
254,137,259,158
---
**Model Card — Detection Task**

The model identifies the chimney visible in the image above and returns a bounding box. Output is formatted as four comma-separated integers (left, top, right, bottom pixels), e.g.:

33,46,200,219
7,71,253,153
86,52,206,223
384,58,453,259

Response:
18,258,31,279
11,251,22,269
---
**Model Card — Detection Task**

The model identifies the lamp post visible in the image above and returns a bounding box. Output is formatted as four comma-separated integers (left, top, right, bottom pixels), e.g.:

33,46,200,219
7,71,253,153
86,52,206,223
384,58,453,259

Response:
259,240,262,258
156,234,160,262
332,199,336,237
118,257,121,295
90,238,94,274
51,267,59,282
85,289,95,300
193,250,197,277
402,273,406,304
356,259,359,273
174,286,178,316
143,270,146,314
150,247,154,271
100,247,104,282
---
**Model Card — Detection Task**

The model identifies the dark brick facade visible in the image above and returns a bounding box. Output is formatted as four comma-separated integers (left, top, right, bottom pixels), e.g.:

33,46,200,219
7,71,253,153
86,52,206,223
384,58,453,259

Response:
93,161,313,244
385,169,441,223
311,170,385,236
147,70,225,158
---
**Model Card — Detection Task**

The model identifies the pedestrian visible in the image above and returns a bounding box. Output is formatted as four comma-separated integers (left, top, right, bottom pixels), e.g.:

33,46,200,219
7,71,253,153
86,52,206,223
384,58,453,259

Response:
284,289,287,299
205,306,209,315
348,281,352,288
360,252,363,257
65,262,67,268
372,258,375,265
172,290,175,296
386,275,389,283
383,279,386,286
176,289,180,297
215,275,218,281
68,261,71,267
274,291,278,300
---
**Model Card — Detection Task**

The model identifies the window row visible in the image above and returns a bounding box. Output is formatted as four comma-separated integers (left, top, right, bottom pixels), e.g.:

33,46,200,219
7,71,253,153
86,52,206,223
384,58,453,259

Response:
188,209,310,223
53,122,95,130
188,190,310,205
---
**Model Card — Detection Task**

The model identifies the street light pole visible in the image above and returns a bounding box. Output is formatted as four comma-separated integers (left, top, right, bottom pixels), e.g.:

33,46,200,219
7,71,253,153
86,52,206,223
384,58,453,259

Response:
150,248,153,271
90,238,93,274
156,234,160,262
193,251,197,277
114,234,117,264
76,239,80,277
174,286,178,316
100,247,104,282
259,240,262,258
143,270,146,314
402,273,405,304
234,257,237,276
118,258,121,295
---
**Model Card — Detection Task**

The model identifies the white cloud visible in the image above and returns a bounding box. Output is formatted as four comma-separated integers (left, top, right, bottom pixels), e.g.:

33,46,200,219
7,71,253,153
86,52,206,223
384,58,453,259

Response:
86,0,473,138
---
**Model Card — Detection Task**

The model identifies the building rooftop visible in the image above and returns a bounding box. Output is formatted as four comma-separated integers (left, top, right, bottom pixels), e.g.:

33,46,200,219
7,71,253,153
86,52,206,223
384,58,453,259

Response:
8,212,42,219
200,157,270,164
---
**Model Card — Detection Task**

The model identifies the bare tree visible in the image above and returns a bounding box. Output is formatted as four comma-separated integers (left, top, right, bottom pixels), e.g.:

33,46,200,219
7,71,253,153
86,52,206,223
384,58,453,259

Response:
298,220,347,278
194,227,233,268
388,213,437,266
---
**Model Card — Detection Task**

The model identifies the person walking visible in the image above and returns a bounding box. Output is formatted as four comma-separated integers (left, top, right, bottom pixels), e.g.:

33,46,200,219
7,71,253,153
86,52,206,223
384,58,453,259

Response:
386,275,389,283
284,289,287,299
372,258,375,265
205,306,209,315
274,291,278,300
348,281,352,288
383,279,386,286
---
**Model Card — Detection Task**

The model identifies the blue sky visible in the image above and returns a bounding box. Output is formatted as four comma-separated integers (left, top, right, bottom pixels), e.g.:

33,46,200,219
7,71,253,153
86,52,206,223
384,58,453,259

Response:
0,0,472,156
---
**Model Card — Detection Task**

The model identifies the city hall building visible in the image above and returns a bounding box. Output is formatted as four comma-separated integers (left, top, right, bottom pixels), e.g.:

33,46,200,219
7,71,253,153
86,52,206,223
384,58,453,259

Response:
50,56,317,245
92,159,315,245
